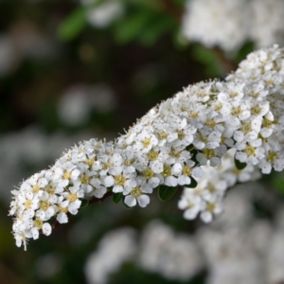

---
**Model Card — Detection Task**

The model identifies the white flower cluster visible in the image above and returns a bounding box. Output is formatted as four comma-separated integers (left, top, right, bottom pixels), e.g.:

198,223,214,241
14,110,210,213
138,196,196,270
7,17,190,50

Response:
196,185,282,284
178,149,260,223
182,0,284,52
85,228,136,284
84,186,284,283
9,45,284,249
84,222,203,283
139,221,203,281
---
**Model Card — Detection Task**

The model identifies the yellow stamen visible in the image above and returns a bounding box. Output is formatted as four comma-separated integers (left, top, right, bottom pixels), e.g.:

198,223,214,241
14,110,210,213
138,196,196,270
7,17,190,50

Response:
67,193,78,202
40,201,49,211
182,165,192,176
163,165,172,177
114,175,126,186
143,168,154,179
245,145,256,156
80,174,90,185
147,150,159,161
131,187,142,198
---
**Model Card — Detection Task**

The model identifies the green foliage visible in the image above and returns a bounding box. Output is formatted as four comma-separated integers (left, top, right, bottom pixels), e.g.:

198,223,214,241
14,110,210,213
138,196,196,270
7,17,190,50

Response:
114,8,176,45
187,177,198,188
58,7,87,41
158,185,178,201
112,193,124,203
272,174,284,194
192,45,224,76
234,158,247,170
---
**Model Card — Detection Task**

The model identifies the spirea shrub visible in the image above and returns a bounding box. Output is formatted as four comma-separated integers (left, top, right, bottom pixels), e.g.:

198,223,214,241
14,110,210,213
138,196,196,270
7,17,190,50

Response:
10,45,284,249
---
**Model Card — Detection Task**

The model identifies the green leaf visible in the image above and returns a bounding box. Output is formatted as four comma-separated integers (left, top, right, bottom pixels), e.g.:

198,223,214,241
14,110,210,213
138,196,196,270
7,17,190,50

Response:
139,16,175,46
114,11,152,43
272,175,284,194
193,45,223,76
58,7,87,41
158,185,177,201
187,177,198,188
234,158,247,170
112,193,123,204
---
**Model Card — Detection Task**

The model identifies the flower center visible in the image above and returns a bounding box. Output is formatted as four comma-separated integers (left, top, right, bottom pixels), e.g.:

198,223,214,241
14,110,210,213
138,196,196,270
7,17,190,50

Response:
67,193,78,202
182,165,192,176
163,165,172,177
245,145,256,156
147,150,159,161
142,138,151,148
40,201,49,211
114,175,126,186
131,187,142,198
143,168,154,179
80,174,90,185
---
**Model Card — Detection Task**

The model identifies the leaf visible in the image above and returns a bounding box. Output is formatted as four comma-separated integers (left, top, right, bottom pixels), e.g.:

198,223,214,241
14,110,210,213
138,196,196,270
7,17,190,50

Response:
58,7,87,41
272,175,284,194
187,177,198,188
234,158,247,170
139,16,175,46
158,185,177,201
193,45,223,76
114,10,152,43
112,193,123,204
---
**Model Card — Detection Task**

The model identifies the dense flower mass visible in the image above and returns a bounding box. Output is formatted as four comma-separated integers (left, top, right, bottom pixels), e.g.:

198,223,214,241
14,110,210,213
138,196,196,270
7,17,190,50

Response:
10,45,284,249
182,0,284,52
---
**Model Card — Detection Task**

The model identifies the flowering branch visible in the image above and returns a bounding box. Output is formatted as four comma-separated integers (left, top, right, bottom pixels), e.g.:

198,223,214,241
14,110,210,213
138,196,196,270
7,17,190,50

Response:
10,45,284,249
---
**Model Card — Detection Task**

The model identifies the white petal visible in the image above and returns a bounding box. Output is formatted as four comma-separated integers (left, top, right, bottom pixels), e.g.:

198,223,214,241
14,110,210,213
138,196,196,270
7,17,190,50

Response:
137,195,150,208
104,176,114,187
57,212,68,224
124,195,137,207
42,223,52,236
200,211,213,223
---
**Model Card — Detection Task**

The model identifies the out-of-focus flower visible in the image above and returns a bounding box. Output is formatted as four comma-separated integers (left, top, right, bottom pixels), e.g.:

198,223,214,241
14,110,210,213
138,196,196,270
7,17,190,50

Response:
85,228,136,284
36,253,62,280
182,0,284,52
9,21,57,59
82,0,124,28
139,221,203,281
58,84,116,126
0,35,18,76
198,223,270,284
250,0,284,48
182,0,250,52
266,209,284,284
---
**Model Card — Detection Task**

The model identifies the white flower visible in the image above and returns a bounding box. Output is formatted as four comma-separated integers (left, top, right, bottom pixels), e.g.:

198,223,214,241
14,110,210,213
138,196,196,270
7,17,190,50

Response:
178,193,203,220
104,167,137,193
124,180,152,208
200,197,223,223
53,165,80,188
62,186,84,215
134,129,158,153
